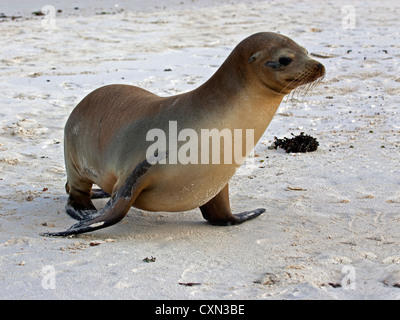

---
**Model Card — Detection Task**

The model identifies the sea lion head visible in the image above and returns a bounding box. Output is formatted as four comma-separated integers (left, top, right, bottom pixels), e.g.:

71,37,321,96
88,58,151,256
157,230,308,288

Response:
245,32,325,95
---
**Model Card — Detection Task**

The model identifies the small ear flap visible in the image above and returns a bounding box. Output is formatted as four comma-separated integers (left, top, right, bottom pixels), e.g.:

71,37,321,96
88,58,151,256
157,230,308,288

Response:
248,52,261,63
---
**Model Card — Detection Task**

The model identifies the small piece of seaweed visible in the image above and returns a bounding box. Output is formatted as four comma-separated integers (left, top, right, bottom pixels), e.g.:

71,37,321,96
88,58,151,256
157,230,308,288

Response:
143,256,156,263
273,132,319,153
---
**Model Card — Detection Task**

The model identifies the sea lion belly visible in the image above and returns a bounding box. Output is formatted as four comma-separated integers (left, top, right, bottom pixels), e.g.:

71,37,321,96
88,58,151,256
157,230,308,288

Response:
132,163,237,212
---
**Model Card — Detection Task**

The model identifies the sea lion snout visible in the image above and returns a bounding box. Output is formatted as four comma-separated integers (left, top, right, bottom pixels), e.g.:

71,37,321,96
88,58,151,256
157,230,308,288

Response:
315,62,325,77
299,59,325,84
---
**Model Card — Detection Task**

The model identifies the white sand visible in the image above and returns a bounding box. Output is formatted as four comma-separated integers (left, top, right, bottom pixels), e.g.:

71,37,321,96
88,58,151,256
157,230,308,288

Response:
0,0,399,299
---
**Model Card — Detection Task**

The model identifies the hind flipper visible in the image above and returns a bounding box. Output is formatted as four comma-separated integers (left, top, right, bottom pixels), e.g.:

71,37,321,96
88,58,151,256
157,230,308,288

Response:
65,189,111,221
65,204,97,221
41,158,153,237
91,188,111,199
42,196,134,237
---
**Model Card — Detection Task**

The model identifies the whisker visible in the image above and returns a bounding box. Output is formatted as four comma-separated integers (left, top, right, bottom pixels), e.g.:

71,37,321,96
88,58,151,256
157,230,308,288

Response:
281,71,307,94
279,67,324,102
280,70,309,97
295,73,324,97
286,72,310,99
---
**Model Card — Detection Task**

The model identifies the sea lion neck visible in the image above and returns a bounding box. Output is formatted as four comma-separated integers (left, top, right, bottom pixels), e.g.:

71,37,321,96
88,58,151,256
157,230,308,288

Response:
187,48,249,107
179,46,284,140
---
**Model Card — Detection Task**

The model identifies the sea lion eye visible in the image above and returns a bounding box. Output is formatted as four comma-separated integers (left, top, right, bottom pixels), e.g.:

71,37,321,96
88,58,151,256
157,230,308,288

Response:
278,57,293,66
265,61,280,68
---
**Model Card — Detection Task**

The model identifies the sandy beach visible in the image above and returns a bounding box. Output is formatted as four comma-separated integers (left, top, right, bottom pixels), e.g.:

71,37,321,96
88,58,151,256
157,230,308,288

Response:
0,0,400,299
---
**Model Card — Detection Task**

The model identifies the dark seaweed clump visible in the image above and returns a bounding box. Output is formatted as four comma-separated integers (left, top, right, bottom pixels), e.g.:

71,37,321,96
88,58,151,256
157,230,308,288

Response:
273,132,319,153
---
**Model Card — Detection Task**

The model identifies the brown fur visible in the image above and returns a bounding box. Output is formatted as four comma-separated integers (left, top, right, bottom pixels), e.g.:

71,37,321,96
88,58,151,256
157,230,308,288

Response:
44,32,325,236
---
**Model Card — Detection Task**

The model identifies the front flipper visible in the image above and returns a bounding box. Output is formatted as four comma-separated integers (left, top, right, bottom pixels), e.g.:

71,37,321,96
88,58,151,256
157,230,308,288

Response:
200,184,265,226
41,158,152,237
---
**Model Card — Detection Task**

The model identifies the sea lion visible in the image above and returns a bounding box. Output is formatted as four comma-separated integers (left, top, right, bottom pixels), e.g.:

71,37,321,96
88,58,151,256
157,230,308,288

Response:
42,32,325,236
